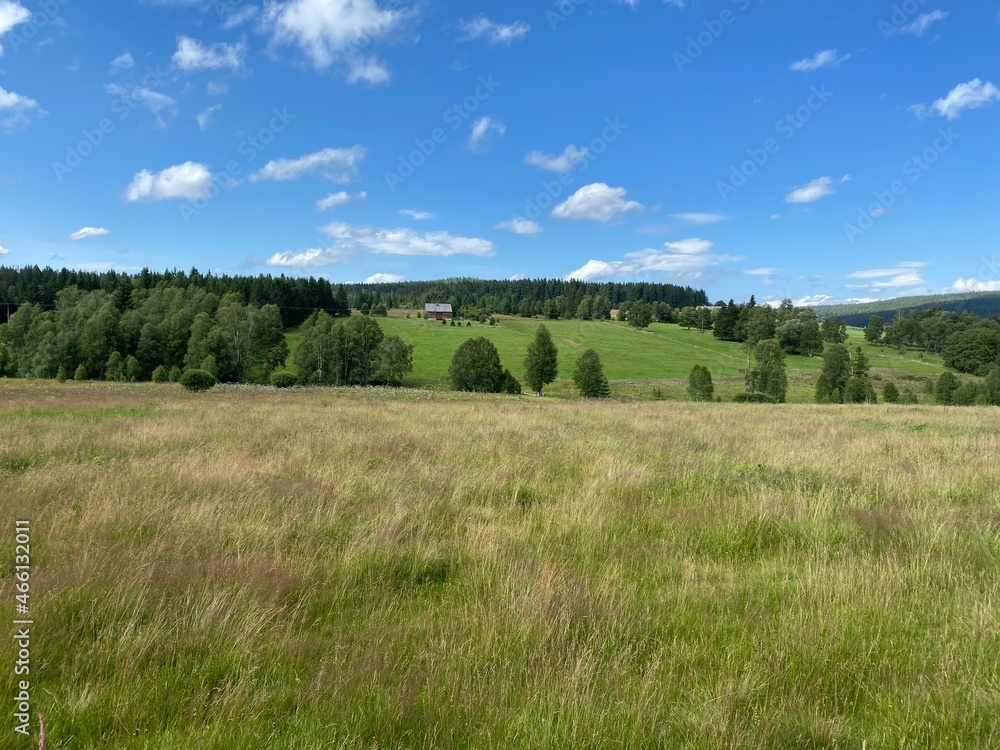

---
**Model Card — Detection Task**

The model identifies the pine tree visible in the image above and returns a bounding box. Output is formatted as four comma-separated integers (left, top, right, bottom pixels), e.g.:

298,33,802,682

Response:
524,324,559,396
817,344,851,403
573,350,610,398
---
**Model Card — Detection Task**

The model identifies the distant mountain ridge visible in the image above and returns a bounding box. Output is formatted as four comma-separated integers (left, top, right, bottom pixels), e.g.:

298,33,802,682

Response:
815,292,1000,327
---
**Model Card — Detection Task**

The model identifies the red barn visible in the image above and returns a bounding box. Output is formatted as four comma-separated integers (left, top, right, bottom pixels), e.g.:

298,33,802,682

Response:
424,303,454,321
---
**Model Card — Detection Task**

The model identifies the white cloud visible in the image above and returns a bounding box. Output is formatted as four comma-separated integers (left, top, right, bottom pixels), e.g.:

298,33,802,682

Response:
931,78,1000,119
567,238,742,282
496,217,543,235
265,247,352,268
900,10,948,36
846,262,928,280
106,84,177,127
552,183,644,223
196,104,221,130
263,0,399,82
790,49,850,72
846,262,927,290
124,162,214,202
172,36,246,71
952,277,1000,292
0,85,45,131
0,244,9,255
524,145,588,172
69,227,110,241
345,56,390,85
670,212,728,225
399,209,435,220
0,0,29,56
744,267,777,276
321,221,495,257
221,4,258,29
785,175,849,204
207,81,229,96
317,190,366,210
364,272,405,283
459,16,530,45
110,52,135,70
468,116,505,152
249,145,365,183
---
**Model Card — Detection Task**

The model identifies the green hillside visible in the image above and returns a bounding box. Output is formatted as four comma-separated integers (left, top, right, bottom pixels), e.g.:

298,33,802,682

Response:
816,292,1000,326
286,314,953,403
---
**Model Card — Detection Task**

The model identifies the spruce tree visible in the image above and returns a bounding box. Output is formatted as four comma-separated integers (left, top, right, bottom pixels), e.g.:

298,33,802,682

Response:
524,324,559,396
573,350,610,398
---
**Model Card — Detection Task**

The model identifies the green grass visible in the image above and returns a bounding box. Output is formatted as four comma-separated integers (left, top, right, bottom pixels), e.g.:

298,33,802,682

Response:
2,381,999,748
287,316,951,402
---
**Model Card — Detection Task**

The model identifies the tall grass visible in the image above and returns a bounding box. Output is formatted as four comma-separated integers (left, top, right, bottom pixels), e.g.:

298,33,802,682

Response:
1,380,998,748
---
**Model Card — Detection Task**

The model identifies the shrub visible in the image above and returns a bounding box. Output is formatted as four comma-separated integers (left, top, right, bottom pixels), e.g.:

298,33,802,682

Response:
500,368,522,395
73,364,88,381
899,388,918,405
270,371,298,388
125,355,143,382
179,369,217,392
168,366,183,382
734,392,778,404
151,365,169,383
450,337,512,393
687,365,714,401
56,366,68,382
466,321,472,327
951,382,981,406
105,351,125,382
883,381,900,404
450,319,456,326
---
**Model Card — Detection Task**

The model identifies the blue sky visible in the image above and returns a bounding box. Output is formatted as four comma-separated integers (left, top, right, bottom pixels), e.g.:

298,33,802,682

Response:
1,0,998,305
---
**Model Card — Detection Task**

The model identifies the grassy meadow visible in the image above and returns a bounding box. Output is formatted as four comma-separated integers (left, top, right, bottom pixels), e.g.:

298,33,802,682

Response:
2,380,999,748
285,314,950,403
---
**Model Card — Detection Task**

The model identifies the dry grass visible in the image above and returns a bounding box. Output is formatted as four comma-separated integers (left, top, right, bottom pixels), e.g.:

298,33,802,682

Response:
1,380,999,748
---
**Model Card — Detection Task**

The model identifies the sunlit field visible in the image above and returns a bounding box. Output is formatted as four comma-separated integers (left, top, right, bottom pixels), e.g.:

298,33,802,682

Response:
2,380,998,748
285,316,949,403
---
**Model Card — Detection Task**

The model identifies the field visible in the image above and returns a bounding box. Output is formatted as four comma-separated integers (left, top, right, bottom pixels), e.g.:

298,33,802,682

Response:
2,381,999,748
289,315,951,402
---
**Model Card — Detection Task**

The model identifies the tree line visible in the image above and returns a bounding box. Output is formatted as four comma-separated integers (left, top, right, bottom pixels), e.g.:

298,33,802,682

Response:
0,265,708,326
863,309,1000,375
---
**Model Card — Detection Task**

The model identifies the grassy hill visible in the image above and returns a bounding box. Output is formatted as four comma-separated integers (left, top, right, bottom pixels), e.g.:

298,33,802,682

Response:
288,314,952,403
4,381,998,748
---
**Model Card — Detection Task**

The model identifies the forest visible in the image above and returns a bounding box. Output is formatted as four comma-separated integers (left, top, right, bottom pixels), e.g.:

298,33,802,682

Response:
0,266,707,326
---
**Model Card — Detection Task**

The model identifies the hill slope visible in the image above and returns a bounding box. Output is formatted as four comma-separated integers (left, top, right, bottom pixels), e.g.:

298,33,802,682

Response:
815,292,1000,327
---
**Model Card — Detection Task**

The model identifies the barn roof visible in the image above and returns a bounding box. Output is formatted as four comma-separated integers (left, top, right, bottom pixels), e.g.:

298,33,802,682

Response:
424,303,453,313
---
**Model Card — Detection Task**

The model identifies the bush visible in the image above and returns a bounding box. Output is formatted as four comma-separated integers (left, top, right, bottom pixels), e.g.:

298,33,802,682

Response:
125,355,143,382
270,371,298,388
450,337,513,393
899,388,918,405
151,365,169,383
466,321,472,327
500,368,522,395
951,382,981,406
734,392,778,404
687,365,714,401
168,366,183,382
883,381,900,404
56,366,68,382
179,369,217,392
73,364,88,381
